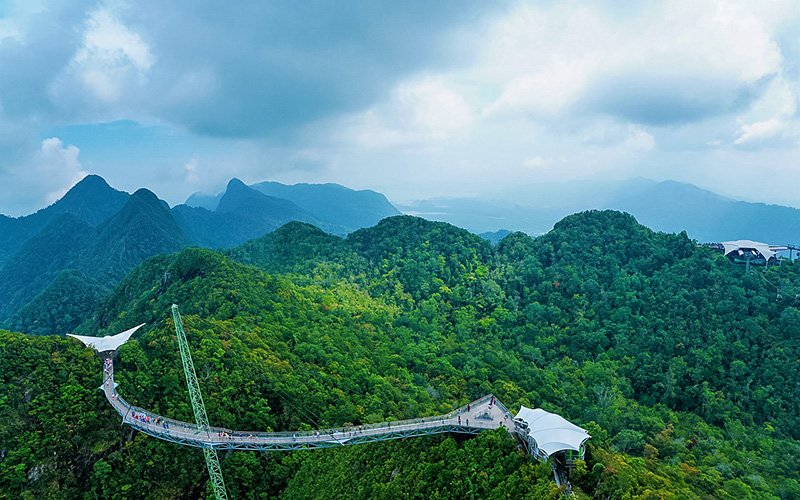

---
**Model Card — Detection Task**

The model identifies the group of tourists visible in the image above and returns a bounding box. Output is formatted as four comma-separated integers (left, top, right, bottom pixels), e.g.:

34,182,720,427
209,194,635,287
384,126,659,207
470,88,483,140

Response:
130,411,170,430
333,426,368,438
103,358,112,384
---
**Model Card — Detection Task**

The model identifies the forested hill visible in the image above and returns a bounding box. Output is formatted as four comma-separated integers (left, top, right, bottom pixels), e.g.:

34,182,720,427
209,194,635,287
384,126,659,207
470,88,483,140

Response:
2,211,799,498
0,175,402,334
0,175,127,266
0,189,187,333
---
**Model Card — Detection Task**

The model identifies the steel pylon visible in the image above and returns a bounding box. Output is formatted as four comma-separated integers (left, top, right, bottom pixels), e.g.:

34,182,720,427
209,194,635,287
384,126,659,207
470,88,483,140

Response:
172,304,228,500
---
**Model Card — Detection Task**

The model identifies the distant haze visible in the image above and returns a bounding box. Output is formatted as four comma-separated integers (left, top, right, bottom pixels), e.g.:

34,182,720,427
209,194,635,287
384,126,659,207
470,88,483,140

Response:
0,1,798,215
401,178,800,244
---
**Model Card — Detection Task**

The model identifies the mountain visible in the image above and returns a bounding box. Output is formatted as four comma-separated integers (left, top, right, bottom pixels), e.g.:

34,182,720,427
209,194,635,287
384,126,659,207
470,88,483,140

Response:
1,175,401,331
605,180,800,243
216,178,319,230
171,205,235,248
3,211,798,497
226,221,365,275
89,188,188,282
0,188,186,332
184,191,222,211
403,179,800,244
398,197,564,235
479,229,512,244
0,175,128,267
0,214,95,323
7,269,108,335
29,174,130,227
0,215,19,265
175,179,322,247
186,179,401,235
249,181,400,233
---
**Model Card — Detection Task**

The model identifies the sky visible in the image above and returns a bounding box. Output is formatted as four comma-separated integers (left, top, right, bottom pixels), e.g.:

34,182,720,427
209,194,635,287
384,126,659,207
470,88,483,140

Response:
0,0,798,216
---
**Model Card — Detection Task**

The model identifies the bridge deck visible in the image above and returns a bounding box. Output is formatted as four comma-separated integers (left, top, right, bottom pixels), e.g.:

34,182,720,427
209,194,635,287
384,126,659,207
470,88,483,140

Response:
102,357,513,451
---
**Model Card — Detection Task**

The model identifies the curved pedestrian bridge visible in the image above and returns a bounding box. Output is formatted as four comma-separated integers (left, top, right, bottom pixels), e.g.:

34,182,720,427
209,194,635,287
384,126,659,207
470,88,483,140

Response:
70,316,593,497
94,344,512,451
72,325,586,461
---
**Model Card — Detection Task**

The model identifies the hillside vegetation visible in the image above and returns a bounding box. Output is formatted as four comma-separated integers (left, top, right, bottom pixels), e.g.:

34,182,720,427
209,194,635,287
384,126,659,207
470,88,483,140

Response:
1,211,799,498
0,175,400,333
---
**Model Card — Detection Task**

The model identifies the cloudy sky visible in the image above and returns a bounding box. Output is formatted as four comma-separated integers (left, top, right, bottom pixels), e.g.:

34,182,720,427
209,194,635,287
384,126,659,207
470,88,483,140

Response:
1,0,798,216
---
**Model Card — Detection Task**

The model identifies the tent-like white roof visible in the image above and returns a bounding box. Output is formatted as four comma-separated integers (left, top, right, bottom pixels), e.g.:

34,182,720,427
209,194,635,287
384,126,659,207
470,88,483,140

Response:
721,240,776,261
68,323,145,353
515,406,590,457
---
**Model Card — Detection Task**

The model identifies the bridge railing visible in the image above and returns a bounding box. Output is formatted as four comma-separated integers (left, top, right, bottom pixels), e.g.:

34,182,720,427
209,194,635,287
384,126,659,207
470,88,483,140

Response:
493,397,513,419
109,390,208,435
208,393,498,440
107,383,503,443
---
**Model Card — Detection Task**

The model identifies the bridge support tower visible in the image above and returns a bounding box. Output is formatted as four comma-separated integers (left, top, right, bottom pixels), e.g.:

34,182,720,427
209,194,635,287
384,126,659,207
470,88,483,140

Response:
172,304,228,500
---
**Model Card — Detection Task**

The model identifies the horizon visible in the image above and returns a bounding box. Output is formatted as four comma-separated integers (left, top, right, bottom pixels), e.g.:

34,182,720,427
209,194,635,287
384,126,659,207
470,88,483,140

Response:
0,2,798,216
4,173,799,221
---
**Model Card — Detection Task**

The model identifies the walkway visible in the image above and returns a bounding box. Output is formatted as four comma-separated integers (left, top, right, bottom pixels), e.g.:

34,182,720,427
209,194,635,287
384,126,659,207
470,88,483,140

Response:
101,355,514,451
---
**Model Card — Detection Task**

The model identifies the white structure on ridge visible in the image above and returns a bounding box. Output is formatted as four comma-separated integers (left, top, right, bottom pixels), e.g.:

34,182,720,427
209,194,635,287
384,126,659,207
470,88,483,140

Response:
721,240,786,263
67,323,145,353
513,406,591,461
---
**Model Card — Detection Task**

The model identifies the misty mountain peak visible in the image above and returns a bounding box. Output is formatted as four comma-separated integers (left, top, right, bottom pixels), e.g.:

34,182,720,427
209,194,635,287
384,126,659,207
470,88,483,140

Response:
28,174,130,228
70,174,112,191
226,178,249,191
131,188,169,209
59,174,121,204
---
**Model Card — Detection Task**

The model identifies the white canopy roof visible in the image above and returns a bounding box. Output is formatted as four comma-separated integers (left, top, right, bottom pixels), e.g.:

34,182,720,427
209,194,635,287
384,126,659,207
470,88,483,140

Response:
515,406,590,457
721,240,776,261
68,323,145,353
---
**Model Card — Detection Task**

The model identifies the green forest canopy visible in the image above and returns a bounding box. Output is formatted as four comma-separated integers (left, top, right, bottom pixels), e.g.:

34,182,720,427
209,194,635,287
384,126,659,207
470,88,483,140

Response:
1,211,799,498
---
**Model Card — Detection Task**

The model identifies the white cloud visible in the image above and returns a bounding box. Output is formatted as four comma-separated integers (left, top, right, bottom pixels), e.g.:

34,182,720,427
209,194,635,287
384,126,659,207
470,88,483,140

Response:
0,137,88,215
523,156,548,168
484,59,591,118
183,158,200,184
622,126,656,152
0,0,48,42
339,76,473,149
735,118,786,145
74,7,153,102
166,69,219,108
36,137,88,204
48,6,153,106
734,76,798,145
0,19,21,41
478,1,789,124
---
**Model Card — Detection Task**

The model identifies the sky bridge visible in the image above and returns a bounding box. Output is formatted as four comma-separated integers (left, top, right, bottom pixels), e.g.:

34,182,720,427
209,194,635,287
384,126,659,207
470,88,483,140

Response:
101,354,512,451
72,324,513,451
70,318,590,497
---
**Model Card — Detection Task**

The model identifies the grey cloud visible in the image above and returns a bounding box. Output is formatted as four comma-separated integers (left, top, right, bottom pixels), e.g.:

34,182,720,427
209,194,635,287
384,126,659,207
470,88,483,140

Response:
583,71,771,126
0,1,504,139
121,0,503,138
0,2,89,118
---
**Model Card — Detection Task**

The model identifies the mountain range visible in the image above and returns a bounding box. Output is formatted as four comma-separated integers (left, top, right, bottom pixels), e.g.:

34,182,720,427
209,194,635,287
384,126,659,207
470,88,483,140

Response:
403,178,800,244
0,175,399,333
1,173,797,334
